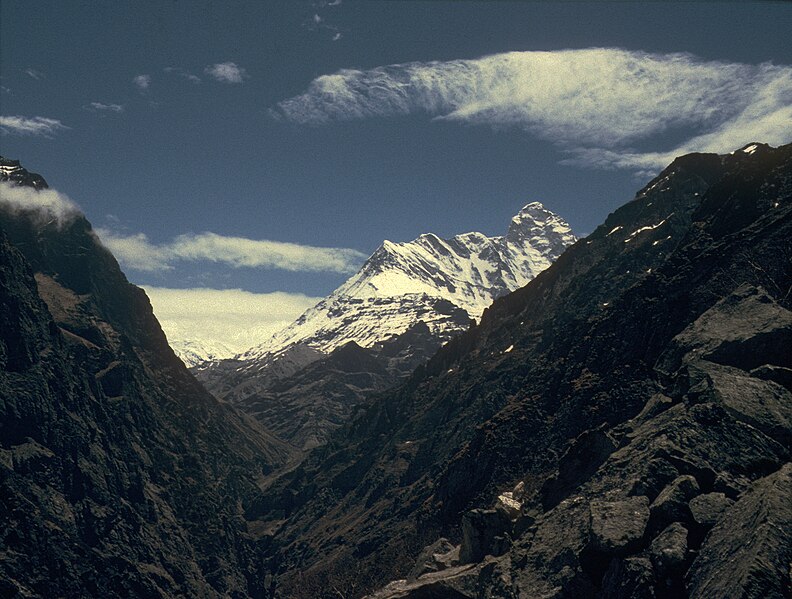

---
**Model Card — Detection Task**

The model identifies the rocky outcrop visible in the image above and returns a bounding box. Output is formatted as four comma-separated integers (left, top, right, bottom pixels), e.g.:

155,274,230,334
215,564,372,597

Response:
0,163,292,597
687,464,792,598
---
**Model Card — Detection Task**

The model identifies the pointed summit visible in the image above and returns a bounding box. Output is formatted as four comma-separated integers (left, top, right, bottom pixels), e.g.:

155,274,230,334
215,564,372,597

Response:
506,201,577,258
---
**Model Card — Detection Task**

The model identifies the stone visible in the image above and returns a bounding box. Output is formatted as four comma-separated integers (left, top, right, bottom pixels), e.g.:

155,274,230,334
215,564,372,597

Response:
589,496,650,554
750,364,792,390
541,425,618,510
496,491,522,520
688,492,733,528
365,563,486,599
656,285,792,376
649,522,688,574
649,475,699,529
407,538,459,581
699,361,792,447
459,508,511,564
687,464,792,599
601,557,656,599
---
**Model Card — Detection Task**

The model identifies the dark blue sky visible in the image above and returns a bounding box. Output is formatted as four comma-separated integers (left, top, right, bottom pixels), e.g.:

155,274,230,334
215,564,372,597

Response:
2,0,791,300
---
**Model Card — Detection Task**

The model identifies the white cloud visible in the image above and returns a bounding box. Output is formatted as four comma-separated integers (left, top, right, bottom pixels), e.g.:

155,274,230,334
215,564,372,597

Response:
133,74,151,90
88,102,124,113
143,286,321,357
94,229,173,271
0,115,68,136
273,48,792,172
95,228,366,274
0,182,80,226
205,62,248,84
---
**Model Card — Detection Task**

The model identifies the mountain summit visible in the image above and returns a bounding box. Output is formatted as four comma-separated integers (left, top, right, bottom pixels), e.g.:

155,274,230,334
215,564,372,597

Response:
239,201,575,361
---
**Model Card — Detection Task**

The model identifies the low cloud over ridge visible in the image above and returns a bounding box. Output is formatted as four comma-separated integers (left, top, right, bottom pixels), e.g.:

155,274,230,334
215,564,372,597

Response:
0,182,79,225
273,48,792,173
96,228,366,274
144,286,321,358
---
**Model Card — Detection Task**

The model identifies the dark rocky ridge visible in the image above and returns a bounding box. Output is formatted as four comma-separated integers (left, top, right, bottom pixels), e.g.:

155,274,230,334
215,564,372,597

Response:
252,143,792,597
210,320,451,451
0,167,293,596
0,156,48,189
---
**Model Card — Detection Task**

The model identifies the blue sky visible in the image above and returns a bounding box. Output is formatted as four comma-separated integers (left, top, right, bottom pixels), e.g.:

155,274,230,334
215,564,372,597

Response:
2,1,791,352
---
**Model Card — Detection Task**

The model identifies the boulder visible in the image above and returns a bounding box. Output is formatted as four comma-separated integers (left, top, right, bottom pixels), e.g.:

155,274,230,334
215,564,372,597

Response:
750,364,792,390
459,509,511,564
688,492,733,528
697,361,792,447
407,538,459,581
649,475,699,530
541,425,618,510
600,557,656,599
496,491,522,520
687,464,792,599
656,285,792,376
366,562,497,599
589,496,650,554
649,522,688,575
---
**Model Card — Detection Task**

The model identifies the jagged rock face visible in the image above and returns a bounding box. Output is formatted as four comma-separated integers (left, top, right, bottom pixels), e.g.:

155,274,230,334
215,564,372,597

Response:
252,143,792,598
0,156,48,189
0,167,291,597
197,202,575,451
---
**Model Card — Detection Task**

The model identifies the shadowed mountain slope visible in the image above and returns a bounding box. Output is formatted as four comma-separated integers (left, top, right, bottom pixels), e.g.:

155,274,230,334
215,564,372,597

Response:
252,143,792,598
0,164,292,598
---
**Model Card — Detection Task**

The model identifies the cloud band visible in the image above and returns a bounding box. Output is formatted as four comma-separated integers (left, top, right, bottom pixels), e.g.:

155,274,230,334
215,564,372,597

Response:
96,228,366,274
273,48,792,172
0,115,68,136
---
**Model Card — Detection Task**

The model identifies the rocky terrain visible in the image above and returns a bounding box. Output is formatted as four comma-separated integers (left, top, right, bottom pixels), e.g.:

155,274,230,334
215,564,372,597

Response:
0,161,293,597
247,142,792,598
1,143,789,599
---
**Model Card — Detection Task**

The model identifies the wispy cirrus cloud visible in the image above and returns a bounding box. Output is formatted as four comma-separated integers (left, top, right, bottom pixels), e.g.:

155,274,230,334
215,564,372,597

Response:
143,286,321,358
0,115,68,136
87,102,124,113
205,62,248,84
273,48,792,173
95,228,366,274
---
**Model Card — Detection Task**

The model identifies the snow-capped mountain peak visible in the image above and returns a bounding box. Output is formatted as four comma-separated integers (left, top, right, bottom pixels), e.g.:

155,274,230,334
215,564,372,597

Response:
237,202,575,362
